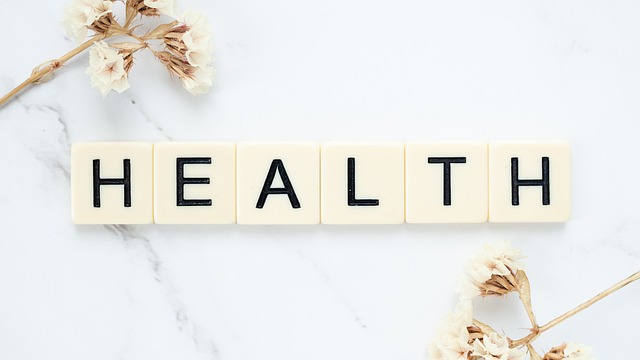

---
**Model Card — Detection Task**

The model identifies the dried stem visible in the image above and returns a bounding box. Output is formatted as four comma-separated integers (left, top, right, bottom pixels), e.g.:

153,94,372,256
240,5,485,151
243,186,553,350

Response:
539,271,639,332
0,34,107,108
511,271,640,347
527,344,542,360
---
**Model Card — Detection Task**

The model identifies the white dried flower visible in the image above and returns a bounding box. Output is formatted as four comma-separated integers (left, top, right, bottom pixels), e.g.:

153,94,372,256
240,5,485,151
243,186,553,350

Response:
180,10,214,68
62,0,113,44
428,301,474,360
563,343,594,359
458,240,524,300
181,66,214,95
164,10,214,68
143,0,176,17
86,41,131,96
471,332,526,360
544,343,595,360
157,50,214,95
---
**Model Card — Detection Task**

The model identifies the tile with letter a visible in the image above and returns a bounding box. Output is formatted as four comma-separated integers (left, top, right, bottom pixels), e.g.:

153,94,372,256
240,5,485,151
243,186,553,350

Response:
71,142,153,224
321,143,404,224
489,142,571,223
154,142,236,224
236,142,320,224
405,142,488,223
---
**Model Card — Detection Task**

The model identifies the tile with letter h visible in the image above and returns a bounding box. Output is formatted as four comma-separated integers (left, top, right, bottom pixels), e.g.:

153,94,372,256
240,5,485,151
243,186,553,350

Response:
321,143,404,224
489,142,571,223
405,142,488,223
236,142,320,224
154,142,236,224
71,142,153,224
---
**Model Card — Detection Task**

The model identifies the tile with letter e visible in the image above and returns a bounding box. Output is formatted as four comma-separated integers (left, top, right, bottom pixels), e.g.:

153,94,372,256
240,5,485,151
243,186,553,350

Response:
71,142,153,224
405,142,488,223
489,142,571,223
236,143,320,224
154,142,236,224
321,143,404,224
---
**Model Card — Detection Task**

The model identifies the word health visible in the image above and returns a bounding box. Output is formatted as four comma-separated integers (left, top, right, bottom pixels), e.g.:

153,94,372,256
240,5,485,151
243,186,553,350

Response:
71,142,571,224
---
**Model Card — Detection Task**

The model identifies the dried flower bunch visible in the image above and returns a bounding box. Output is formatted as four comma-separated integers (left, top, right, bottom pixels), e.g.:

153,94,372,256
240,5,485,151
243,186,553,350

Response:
0,0,214,107
429,241,639,360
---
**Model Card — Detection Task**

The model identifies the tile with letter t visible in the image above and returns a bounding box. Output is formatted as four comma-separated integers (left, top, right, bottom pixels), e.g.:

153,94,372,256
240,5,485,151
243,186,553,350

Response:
405,142,488,223
71,142,153,224
489,142,571,223
321,143,404,224
236,143,320,224
154,142,236,224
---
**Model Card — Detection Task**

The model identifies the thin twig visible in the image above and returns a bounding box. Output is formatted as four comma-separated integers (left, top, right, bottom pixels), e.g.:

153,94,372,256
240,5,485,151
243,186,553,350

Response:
511,271,640,347
0,34,107,108
539,271,639,332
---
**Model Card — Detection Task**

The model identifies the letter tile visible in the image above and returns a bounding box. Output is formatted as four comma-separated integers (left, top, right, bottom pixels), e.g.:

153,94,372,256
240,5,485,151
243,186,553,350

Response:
154,142,236,224
321,143,404,224
71,142,153,224
405,142,488,223
489,142,571,222
236,143,320,224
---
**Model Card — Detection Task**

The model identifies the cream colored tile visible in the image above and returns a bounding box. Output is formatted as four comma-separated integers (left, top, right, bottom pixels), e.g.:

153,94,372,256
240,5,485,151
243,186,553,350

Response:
71,142,153,224
154,142,236,224
489,142,571,223
321,143,404,224
236,143,320,224
406,142,488,223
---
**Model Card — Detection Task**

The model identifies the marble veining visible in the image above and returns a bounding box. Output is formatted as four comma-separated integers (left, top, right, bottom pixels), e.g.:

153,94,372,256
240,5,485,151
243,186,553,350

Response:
106,224,222,360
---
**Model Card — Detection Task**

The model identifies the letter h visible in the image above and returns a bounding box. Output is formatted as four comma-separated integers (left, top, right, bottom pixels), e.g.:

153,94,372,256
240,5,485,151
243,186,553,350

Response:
511,157,550,206
93,159,131,208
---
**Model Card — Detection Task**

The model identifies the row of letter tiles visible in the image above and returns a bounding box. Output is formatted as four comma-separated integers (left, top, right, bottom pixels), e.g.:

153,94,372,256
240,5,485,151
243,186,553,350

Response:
70,142,571,225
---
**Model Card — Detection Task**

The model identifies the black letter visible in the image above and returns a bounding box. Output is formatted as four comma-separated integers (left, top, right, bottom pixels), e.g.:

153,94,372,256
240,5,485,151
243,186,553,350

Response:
347,157,379,206
256,159,300,209
93,159,131,208
511,157,550,206
177,157,212,207
427,157,466,206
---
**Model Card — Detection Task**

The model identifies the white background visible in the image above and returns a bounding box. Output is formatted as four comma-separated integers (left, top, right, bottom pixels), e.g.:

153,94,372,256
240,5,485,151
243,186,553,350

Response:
0,0,639,359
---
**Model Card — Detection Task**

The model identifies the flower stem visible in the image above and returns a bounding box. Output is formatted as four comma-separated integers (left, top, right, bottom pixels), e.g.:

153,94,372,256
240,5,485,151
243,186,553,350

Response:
538,271,639,333
0,34,106,108
511,271,640,347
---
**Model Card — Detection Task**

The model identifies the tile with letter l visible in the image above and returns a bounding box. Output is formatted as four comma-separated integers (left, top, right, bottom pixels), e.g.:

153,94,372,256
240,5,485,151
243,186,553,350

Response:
489,141,571,223
406,142,488,223
321,143,404,224
236,142,320,224
154,142,236,224
71,142,153,224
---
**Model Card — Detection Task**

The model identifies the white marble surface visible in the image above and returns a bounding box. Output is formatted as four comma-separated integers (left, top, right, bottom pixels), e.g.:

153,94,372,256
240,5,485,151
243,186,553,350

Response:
1,0,639,359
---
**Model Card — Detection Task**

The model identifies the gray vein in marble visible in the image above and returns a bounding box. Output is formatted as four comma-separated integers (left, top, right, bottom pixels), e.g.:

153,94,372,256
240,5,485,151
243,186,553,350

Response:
287,245,367,329
608,219,640,259
125,93,174,141
24,101,71,180
105,224,222,360
1,96,71,183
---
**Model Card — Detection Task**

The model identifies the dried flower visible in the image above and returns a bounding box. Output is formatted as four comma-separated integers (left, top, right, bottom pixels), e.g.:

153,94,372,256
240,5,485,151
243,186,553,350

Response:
157,51,214,95
428,301,474,360
62,0,114,44
131,0,176,17
86,41,131,96
2,0,217,105
471,332,526,360
164,10,214,68
458,241,524,300
145,0,176,16
543,343,595,360
426,242,638,360
181,65,214,94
